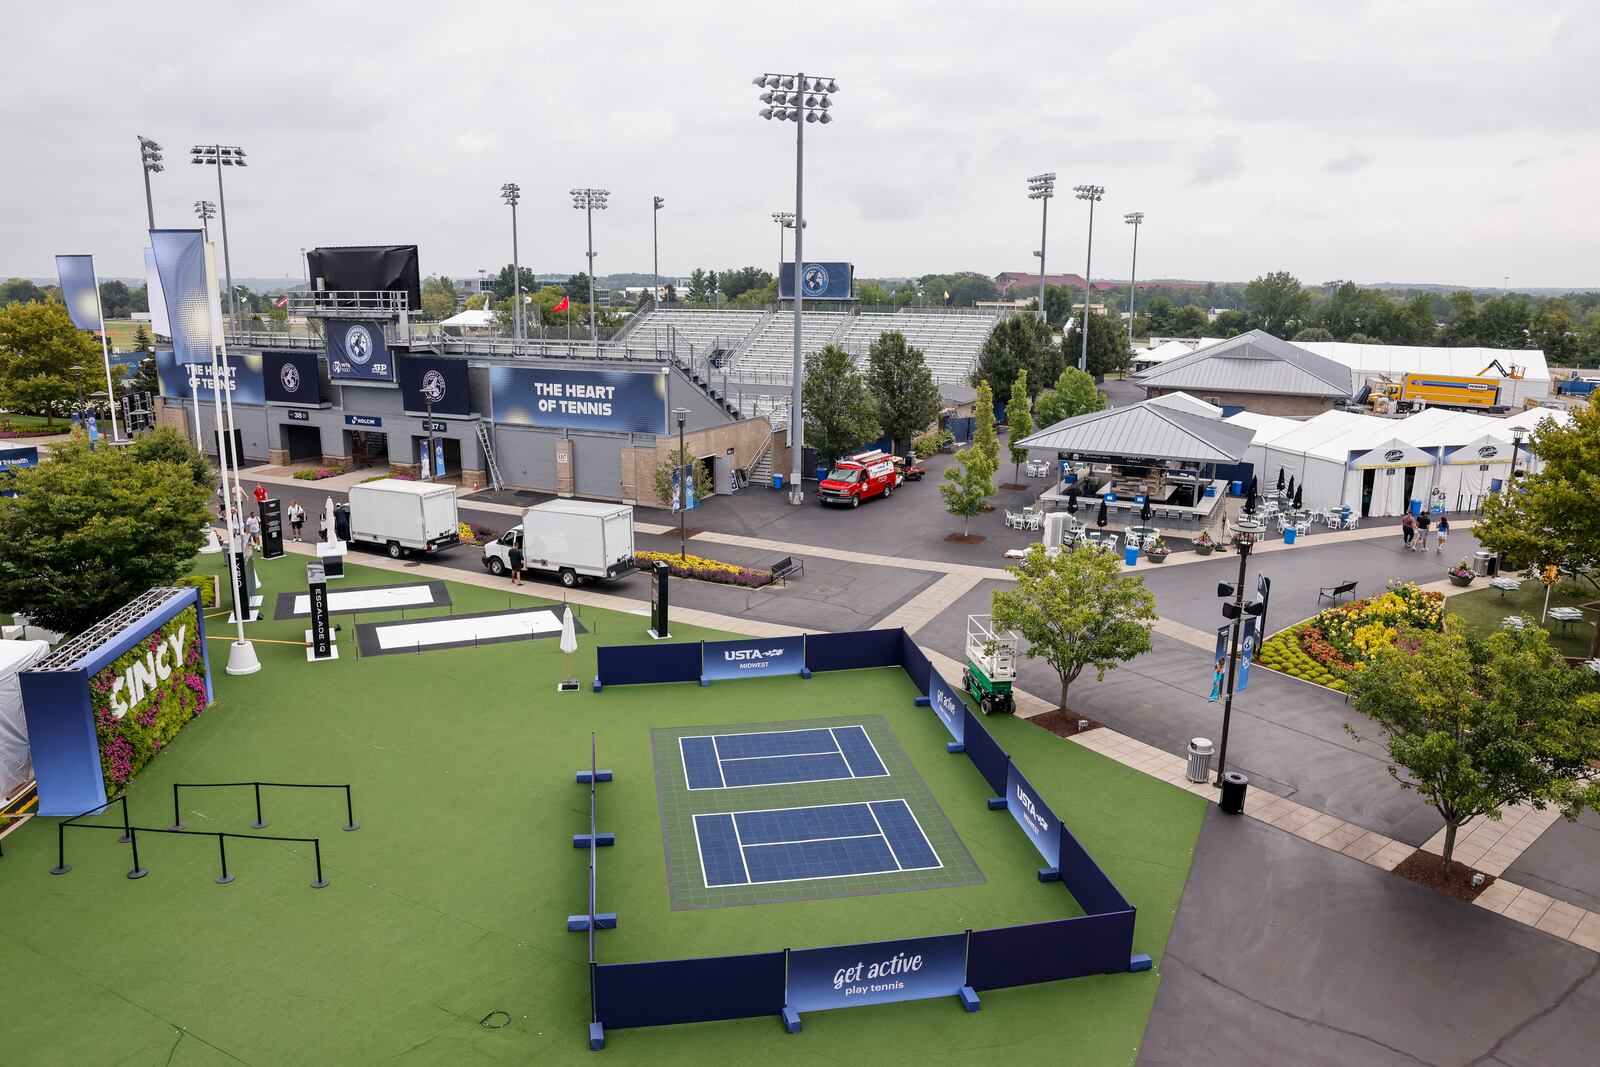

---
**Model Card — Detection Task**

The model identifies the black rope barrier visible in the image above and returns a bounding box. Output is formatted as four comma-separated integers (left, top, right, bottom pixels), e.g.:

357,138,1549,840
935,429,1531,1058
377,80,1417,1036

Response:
169,781,358,833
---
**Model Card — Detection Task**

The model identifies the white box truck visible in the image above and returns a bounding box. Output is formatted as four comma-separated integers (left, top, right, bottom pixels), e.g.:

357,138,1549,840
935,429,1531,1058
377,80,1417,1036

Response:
481,500,636,588
340,479,460,558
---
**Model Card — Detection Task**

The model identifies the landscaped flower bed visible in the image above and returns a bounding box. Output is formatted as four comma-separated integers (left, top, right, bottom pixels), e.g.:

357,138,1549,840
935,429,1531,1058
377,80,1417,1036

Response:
1257,580,1444,691
293,468,342,481
634,550,774,588
0,424,58,438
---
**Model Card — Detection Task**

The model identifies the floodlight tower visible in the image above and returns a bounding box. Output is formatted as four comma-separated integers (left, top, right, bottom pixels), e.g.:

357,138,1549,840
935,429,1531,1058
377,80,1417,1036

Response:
500,183,522,347
571,188,609,350
1027,173,1055,323
137,136,163,229
653,196,666,309
755,71,838,504
1123,211,1144,347
194,200,216,242
1073,183,1105,371
190,144,247,329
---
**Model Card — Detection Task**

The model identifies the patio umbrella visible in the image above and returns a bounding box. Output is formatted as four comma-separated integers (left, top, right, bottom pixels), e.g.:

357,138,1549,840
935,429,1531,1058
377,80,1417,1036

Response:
560,603,579,686
1287,474,1297,498
1096,496,1108,528
1140,498,1152,524
1244,487,1258,516
1067,486,1079,514
1293,484,1304,510
1248,475,1259,500
1276,467,1285,492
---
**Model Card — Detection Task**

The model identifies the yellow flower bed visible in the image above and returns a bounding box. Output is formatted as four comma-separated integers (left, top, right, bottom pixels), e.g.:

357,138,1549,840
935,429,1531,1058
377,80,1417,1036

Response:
635,550,774,588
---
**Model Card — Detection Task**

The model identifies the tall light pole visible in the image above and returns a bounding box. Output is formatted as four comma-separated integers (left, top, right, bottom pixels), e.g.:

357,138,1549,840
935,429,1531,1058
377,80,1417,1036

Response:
300,247,309,288
500,183,522,347
1027,173,1055,323
137,136,162,230
653,196,665,309
194,200,216,241
674,407,691,559
1214,520,1264,786
1073,183,1105,371
1123,211,1144,347
190,144,246,330
571,188,609,350
756,71,837,505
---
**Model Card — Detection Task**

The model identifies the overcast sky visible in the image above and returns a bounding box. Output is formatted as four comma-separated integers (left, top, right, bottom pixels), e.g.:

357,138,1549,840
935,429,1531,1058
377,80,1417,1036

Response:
4,1,1597,289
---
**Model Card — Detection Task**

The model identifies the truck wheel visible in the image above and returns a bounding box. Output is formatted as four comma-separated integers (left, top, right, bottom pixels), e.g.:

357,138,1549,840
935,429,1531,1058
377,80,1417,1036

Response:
851,495,860,508
883,482,894,498
979,695,994,716
962,669,973,693
387,541,403,559
487,558,505,577
559,568,578,588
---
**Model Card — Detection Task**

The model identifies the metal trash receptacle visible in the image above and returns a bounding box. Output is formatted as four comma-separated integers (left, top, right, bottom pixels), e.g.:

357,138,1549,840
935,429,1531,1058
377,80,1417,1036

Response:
1186,738,1214,783
1473,550,1494,577
1219,771,1249,814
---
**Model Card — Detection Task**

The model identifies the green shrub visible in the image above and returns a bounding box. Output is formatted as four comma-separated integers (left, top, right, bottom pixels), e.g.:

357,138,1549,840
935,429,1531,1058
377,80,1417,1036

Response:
174,575,217,608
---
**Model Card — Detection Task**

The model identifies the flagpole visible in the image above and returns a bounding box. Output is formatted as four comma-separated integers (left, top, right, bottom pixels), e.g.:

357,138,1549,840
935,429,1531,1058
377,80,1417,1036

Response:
91,268,122,442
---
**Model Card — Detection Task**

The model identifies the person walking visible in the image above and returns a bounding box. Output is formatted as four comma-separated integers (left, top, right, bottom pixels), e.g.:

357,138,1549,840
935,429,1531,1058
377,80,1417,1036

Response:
246,511,263,550
1416,509,1432,552
508,538,525,587
252,483,268,507
287,499,306,542
1401,511,1417,551
1435,516,1450,555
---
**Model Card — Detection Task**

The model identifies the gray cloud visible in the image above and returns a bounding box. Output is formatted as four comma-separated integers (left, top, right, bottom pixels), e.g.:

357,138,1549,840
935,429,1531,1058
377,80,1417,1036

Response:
1324,147,1375,174
1189,137,1243,186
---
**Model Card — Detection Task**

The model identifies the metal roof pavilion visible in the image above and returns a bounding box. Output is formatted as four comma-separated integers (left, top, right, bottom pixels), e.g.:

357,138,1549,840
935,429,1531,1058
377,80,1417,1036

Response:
1135,329,1357,397
1016,397,1257,464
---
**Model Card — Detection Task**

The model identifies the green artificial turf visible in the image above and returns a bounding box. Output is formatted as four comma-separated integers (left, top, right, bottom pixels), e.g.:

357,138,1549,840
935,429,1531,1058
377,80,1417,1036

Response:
0,551,1205,1064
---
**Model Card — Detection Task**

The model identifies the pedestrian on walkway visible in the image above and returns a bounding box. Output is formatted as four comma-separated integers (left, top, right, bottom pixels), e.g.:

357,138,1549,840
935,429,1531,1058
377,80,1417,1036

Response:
1401,511,1417,551
1416,510,1431,552
252,483,268,507
287,499,306,542
1435,516,1450,554
508,540,525,587
231,481,247,517
215,485,227,520
246,511,262,550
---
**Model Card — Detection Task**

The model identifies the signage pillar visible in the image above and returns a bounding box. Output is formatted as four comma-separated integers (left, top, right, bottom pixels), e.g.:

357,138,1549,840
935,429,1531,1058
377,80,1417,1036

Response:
260,498,284,559
648,560,671,640
230,540,257,622
305,561,336,661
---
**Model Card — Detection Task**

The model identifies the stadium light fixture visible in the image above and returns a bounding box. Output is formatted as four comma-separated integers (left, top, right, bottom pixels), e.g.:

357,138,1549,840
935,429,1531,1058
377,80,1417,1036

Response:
190,144,247,328
653,196,666,309
1026,173,1056,324
1072,184,1105,370
193,200,216,242
1123,212,1144,347
755,70,838,505
571,188,610,351
137,135,163,229
501,182,523,346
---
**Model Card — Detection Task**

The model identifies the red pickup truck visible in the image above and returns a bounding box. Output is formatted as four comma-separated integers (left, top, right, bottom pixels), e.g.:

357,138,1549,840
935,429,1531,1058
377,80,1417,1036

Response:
817,449,899,508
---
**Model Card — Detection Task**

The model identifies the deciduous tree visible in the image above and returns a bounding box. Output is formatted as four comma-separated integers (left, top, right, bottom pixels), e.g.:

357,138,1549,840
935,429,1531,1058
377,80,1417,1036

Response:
1005,369,1033,484
1243,270,1311,337
0,300,100,424
972,380,999,472
802,345,880,465
1033,367,1106,428
991,543,1157,709
939,444,995,538
1062,309,1131,379
866,331,943,458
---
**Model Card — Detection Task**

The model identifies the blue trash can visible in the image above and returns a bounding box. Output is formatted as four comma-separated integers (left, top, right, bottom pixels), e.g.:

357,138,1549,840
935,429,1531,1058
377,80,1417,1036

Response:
1231,480,1243,496
1284,526,1297,545
1204,484,1217,498
1409,499,1422,515
815,465,827,482
1124,544,1139,567
773,473,783,491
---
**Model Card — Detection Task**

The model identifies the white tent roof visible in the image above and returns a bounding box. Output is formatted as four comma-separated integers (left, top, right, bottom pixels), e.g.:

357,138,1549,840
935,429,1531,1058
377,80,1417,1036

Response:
1295,342,1551,384
1134,339,1198,365
1223,411,1303,446
1145,391,1223,418
1258,409,1386,461
439,308,495,328
1495,406,1571,434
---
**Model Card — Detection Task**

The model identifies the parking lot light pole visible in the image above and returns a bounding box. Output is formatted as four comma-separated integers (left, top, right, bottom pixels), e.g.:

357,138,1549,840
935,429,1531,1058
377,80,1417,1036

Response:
501,183,521,348
571,188,609,351
674,408,691,559
653,197,665,309
1027,173,1055,324
1124,211,1144,347
1073,184,1104,370
1214,521,1264,785
137,136,163,229
756,71,837,505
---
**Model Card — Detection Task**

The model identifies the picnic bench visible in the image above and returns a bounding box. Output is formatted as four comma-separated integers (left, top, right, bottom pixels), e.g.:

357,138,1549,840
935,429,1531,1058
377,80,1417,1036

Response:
1318,580,1358,604
771,556,804,584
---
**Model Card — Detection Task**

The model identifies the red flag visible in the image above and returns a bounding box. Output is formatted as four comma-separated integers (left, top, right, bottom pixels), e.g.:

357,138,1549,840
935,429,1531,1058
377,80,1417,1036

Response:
553,295,570,313
274,295,288,309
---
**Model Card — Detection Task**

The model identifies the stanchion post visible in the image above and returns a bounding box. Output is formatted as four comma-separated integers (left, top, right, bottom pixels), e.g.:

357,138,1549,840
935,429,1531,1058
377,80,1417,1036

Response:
170,783,186,830
127,827,147,879
252,782,268,829
343,785,359,831
311,837,329,888
216,834,235,884
117,794,132,844
51,821,71,875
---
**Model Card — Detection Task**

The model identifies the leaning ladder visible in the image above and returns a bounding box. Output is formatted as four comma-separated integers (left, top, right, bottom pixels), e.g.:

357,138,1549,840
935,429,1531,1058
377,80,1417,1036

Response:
476,423,504,491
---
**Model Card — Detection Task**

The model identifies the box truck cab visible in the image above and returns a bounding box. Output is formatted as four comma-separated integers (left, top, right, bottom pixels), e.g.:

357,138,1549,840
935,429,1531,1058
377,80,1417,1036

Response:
817,449,899,507
482,500,636,588
339,479,460,558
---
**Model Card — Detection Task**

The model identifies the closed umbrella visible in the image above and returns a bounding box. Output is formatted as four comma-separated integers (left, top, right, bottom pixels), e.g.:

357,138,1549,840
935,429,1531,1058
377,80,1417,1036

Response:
1276,467,1286,492
559,603,579,689
1293,484,1304,510
1248,475,1259,501
1096,496,1108,528
1287,475,1297,499
1139,498,1152,524
1067,486,1079,514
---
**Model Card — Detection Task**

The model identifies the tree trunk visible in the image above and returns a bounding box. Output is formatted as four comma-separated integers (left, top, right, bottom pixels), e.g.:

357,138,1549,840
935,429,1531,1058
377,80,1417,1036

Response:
1059,674,1070,711
1014,461,1021,484
963,511,971,537
1440,819,1459,872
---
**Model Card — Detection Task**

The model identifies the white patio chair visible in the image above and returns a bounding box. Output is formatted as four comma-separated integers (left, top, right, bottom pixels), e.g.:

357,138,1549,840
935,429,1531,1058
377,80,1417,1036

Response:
1004,510,1024,529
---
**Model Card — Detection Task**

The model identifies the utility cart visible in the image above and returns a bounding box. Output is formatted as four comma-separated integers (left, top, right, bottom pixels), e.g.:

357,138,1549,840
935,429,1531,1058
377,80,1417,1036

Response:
962,614,1019,715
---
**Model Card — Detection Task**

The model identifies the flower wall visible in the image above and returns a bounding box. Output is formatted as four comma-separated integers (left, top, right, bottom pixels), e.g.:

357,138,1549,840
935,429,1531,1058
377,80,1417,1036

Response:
87,605,208,797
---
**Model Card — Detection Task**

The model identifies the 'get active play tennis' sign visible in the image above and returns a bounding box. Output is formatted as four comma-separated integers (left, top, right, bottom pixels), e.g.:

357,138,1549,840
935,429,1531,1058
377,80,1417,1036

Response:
786,933,968,1012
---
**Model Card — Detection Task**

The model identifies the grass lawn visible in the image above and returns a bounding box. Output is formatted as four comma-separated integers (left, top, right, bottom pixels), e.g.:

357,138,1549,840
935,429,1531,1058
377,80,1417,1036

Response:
0,551,1203,1064
1446,578,1599,659
0,412,65,430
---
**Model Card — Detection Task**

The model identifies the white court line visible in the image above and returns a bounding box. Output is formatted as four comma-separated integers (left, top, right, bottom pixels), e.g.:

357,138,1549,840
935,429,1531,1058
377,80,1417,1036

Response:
691,813,723,889
869,800,944,873
839,725,891,779
740,832,883,848
717,750,840,763
727,809,753,885
292,584,436,614
866,804,902,869
679,736,727,791
372,609,562,650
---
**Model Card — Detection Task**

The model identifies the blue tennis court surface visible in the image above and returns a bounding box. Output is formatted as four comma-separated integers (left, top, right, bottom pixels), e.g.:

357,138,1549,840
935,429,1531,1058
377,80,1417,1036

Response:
679,726,887,790
693,800,941,887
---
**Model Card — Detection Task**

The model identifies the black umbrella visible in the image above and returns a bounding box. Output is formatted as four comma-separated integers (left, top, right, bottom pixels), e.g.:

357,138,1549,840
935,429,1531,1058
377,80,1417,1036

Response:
1244,488,1258,516
1276,467,1286,492
1287,474,1297,498
1096,496,1108,528
1248,475,1259,500
1140,498,1152,524
1293,484,1304,509
1067,487,1079,514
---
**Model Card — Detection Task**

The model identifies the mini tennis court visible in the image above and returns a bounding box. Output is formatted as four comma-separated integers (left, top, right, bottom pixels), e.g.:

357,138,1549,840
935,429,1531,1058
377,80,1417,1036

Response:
693,800,940,887
679,725,887,789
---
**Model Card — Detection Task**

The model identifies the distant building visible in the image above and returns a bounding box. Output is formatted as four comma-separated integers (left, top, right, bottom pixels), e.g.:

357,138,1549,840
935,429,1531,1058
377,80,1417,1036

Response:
1136,330,1357,416
993,272,1205,296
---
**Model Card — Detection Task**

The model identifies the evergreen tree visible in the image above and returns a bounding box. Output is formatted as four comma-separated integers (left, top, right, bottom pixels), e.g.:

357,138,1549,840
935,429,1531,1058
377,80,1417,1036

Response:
1005,369,1033,484
972,380,999,471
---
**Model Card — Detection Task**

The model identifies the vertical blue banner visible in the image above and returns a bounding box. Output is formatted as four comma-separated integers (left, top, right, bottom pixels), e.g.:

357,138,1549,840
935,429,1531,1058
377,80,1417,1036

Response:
418,439,429,472
434,439,445,477
928,670,965,745
1256,574,1272,643
1005,762,1062,869
671,466,698,512
1210,625,1229,702
700,636,805,681
786,933,968,1013
54,254,102,330
1238,618,1258,692
149,229,215,365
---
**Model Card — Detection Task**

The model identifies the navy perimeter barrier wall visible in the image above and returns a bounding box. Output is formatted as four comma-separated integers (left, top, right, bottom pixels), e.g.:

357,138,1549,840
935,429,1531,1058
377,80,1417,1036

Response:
594,953,787,1030
966,910,1138,991
898,629,931,694
595,641,701,686
805,628,903,673
1059,823,1131,915
962,706,1011,796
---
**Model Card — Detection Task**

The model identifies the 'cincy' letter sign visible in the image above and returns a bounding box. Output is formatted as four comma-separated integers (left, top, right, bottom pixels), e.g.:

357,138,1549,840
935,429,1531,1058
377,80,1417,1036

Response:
106,625,187,720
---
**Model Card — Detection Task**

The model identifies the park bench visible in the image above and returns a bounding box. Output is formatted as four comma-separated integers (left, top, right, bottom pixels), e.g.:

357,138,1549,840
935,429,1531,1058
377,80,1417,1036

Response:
1318,580,1358,604
772,556,804,584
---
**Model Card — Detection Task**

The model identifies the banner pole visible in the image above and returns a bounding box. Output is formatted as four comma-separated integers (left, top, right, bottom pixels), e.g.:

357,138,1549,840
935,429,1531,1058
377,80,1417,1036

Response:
92,278,122,441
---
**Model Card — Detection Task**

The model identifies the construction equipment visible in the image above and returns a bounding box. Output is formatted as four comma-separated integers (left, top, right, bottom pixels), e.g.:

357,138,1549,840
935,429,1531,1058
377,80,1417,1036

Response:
1476,359,1524,380
962,614,1019,715
1362,372,1504,413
